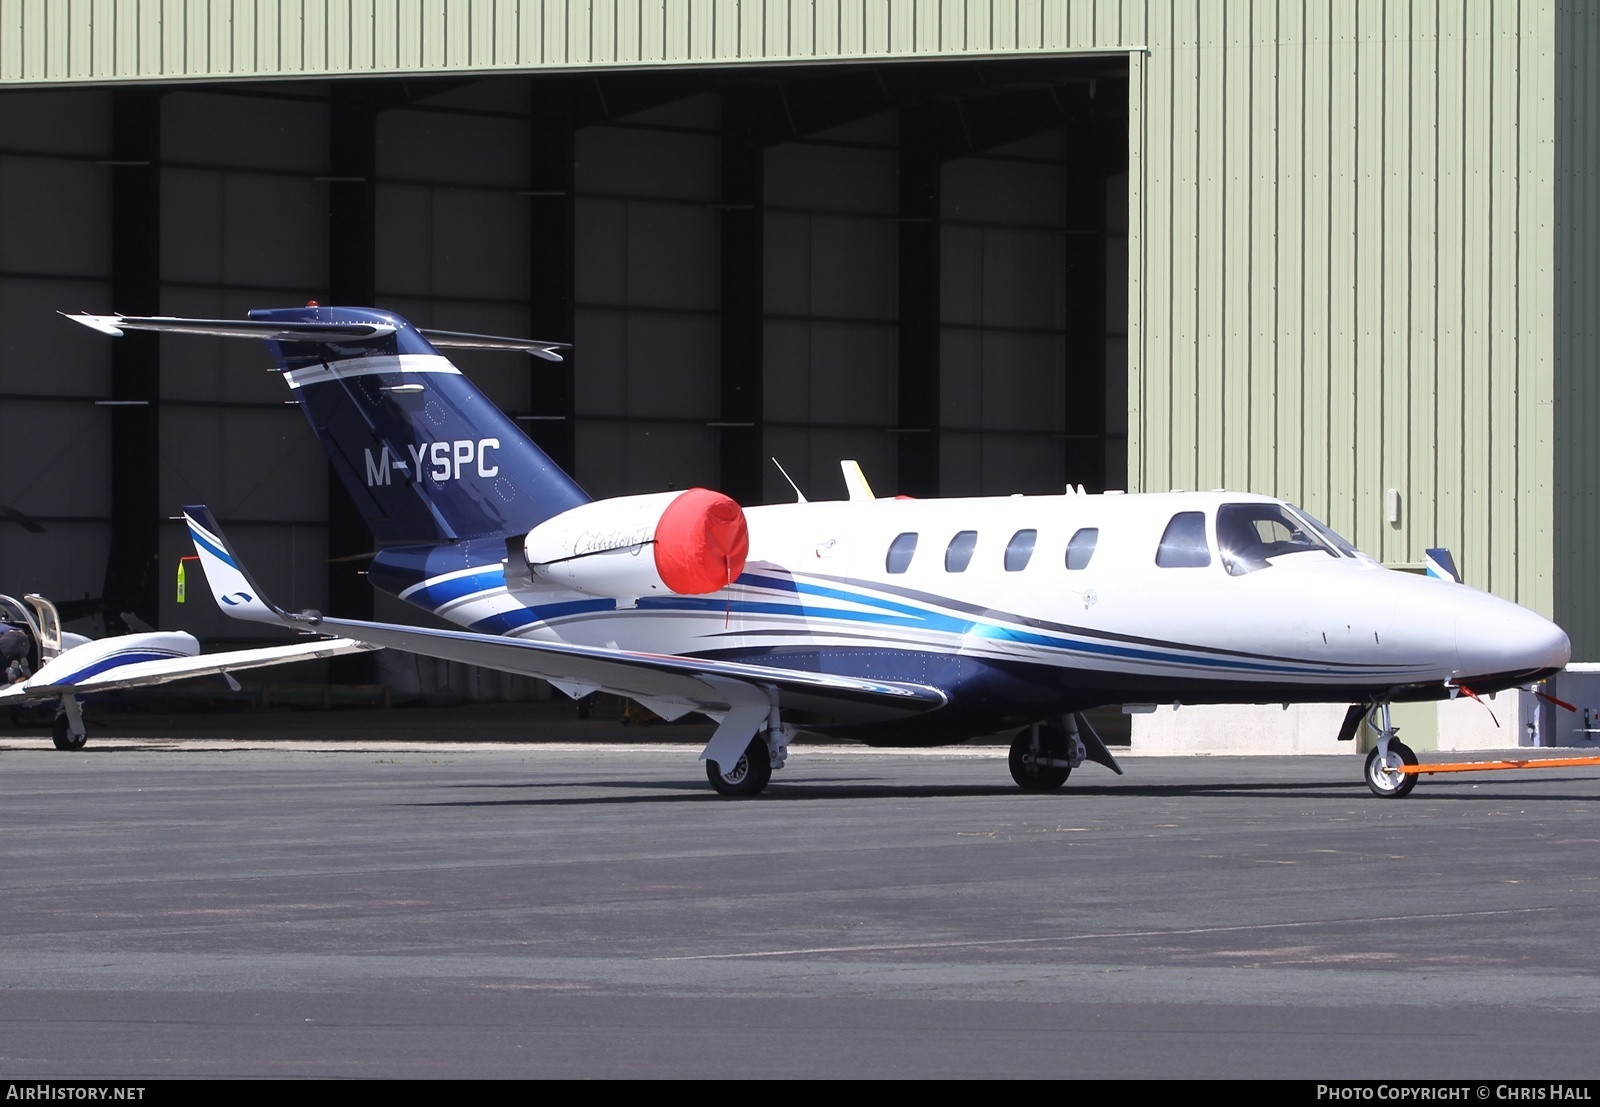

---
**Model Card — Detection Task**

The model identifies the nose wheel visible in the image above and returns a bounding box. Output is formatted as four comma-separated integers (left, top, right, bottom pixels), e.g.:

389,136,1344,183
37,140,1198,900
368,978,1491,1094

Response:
1364,739,1417,797
1362,702,1417,797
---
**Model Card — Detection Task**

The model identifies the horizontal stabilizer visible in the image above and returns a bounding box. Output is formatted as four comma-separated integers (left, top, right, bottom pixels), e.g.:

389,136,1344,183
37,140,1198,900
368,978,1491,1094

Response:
76,308,591,547
62,312,394,342
418,329,568,361
64,312,569,360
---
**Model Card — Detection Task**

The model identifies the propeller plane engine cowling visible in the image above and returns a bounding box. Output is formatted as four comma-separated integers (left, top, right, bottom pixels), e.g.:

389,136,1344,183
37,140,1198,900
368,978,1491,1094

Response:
521,488,749,607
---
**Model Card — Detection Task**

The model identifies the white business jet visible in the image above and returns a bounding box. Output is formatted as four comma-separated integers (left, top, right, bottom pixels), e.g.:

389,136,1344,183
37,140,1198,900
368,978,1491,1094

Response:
0,591,374,748
65,308,1571,797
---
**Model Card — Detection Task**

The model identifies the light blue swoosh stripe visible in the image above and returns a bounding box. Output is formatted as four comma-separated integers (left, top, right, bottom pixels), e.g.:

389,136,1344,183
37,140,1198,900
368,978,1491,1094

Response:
403,569,1409,681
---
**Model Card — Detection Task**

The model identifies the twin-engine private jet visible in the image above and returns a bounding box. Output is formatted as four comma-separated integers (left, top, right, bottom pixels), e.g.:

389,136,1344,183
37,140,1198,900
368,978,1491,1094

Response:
67,307,1572,797
0,591,373,748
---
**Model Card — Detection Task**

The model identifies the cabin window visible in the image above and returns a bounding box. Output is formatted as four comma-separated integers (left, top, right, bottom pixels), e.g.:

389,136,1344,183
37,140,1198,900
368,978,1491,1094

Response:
1217,503,1340,576
886,532,918,574
945,531,978,572
1065,528,1099,570
1004,529,1037,572
1155,512,1211,568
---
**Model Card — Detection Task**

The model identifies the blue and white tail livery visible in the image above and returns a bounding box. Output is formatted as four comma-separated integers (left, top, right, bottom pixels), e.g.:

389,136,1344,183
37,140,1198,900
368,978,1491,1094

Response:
69,307,1572,797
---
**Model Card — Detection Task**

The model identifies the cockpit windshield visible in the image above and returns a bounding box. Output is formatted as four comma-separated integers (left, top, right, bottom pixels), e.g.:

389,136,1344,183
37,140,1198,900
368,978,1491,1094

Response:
1285,506,1361,559
1216,503,1340,576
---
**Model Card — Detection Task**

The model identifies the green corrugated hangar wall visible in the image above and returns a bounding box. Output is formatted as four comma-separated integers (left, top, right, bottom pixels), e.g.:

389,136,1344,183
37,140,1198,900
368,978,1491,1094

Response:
2,1,1597,659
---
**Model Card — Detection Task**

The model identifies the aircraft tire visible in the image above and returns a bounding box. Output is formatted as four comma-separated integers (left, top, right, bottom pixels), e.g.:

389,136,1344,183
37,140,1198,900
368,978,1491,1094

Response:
1364,739,1417,798
51,712,86,752
706,738,772,797
1009,727,1070,790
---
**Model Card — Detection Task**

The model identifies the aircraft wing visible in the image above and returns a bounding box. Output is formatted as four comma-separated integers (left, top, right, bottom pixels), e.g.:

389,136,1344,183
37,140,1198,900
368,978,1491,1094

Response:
0,637,377,701
183,506,948,765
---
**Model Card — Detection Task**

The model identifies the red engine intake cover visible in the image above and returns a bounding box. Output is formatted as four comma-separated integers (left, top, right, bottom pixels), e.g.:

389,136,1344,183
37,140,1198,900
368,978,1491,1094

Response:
652,488,749,595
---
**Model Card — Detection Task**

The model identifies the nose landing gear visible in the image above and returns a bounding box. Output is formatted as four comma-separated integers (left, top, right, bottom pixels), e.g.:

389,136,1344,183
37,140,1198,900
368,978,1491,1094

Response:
1362,701,1417,798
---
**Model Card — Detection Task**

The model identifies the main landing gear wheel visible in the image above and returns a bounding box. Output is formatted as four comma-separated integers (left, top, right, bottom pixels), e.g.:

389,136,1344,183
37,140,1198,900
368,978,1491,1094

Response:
1009,725,1070,790
51,712,86,751
1364,738,1417,798
706,737,773,797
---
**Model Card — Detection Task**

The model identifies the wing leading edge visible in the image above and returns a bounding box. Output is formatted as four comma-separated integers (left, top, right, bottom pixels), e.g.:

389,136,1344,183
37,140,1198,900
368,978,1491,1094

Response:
182,506,948,765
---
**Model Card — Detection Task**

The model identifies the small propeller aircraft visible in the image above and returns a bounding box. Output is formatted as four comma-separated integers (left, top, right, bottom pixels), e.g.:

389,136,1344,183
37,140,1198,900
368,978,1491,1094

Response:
65,308,1572,797
0,590,375,748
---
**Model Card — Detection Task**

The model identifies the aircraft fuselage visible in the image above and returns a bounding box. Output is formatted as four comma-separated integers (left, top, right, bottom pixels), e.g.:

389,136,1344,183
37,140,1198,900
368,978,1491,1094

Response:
368,490,1569,745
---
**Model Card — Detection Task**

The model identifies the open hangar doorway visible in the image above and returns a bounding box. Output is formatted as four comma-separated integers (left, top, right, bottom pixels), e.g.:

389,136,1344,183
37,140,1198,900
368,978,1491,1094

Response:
338,55,1133,642
526,56,1131,509
0,54,1128,666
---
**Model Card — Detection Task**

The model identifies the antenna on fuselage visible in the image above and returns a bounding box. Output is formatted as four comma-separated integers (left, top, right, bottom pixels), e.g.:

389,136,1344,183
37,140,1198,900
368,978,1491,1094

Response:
841,460,875,502
770,458,807,503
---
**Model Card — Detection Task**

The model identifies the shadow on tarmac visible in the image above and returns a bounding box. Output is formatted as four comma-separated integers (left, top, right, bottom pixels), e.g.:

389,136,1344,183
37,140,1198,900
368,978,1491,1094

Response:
410,774,1600,807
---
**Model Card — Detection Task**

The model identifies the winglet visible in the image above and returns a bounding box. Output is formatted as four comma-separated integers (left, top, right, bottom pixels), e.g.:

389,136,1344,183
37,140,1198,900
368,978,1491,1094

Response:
182,506,302,627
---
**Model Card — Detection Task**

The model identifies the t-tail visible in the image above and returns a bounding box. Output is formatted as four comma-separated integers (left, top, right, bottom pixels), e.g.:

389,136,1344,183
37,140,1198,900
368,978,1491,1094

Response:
64,306,590,546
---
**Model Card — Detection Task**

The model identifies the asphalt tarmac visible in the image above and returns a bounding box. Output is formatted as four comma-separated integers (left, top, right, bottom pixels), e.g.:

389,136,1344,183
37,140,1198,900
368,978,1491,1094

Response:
2,705,1599,1079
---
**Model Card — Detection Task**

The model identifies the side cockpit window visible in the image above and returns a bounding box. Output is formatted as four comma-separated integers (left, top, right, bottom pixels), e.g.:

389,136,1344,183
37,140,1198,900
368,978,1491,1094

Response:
1217,503,1339,576
1004,530,1037,572
945,531,977,572
1065,528,1098,570
1155,512,1211,568
886,532,918,574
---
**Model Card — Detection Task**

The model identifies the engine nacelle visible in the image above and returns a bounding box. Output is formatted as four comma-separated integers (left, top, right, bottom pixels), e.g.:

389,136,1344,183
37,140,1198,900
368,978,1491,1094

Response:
521,488,749,605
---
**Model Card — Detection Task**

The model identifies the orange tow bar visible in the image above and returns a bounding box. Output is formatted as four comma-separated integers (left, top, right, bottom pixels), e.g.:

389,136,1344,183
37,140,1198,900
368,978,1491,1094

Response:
1398,753,1600,776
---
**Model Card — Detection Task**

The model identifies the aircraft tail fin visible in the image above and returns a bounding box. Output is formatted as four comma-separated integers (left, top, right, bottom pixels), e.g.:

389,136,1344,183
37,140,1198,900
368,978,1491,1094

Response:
1424,548,1462,584
66,308,590,546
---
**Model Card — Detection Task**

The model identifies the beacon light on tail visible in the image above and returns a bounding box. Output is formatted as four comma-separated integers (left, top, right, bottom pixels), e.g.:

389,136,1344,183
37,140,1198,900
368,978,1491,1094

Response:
520,488,749,606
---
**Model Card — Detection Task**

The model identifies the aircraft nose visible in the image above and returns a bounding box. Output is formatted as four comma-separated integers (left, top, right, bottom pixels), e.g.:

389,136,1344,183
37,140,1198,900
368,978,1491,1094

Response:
1455,598,1571,678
